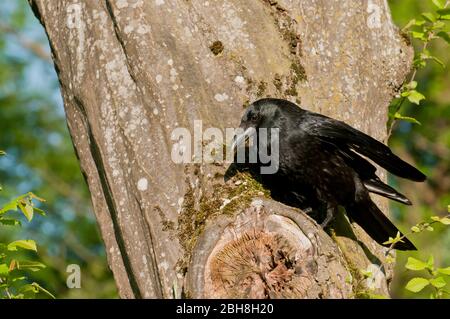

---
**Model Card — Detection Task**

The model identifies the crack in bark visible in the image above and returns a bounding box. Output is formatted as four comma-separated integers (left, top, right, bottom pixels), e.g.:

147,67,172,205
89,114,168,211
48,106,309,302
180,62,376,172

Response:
102,0,166,298
72,96,143,298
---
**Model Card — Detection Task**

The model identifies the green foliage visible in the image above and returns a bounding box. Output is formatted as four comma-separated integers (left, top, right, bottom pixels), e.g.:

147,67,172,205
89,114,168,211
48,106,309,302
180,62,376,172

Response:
388,0,450,135
393,205,450,298
0,1,117,298
388,0,450,299
0,192,46,222
405,277,431,292
404,253,450,298
0,151,53,299
383,214,449,253
398,212,450,298
359,209,450,299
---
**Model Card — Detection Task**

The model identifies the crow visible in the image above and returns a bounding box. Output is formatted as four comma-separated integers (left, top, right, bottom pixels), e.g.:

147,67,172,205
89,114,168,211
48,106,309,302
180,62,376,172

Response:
230,98,426,250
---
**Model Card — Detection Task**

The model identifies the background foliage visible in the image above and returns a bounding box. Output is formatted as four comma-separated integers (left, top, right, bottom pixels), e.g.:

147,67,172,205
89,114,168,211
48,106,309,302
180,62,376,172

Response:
0,0,448,298
389,0,450,298
0,1,117,298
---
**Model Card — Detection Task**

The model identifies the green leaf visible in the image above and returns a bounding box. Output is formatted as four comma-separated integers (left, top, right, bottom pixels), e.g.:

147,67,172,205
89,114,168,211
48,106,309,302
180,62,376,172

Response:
0,263,9,276
0,217,21,226
431,215,450,225
427,255,435,270
394,113,421,125
402,19,425,31
33,207,46,216
402,19,417,31
437,31,450,44
7,240,37,252
411,31,426,40
405,277,430,293
422,12,436,22
406,257,427,271
407,90,426,105
0,150,5,156
0,200,18,215
437,8,450,15
408,81,418,89
16,260,46,272
432,21,446,29
437,267,450,275
432,0,446,9
18,202,33,222
429,277,446,288
437,8,450,19
411,226,421,232
414,58,427,68
383,231,404,245
11,276,26,282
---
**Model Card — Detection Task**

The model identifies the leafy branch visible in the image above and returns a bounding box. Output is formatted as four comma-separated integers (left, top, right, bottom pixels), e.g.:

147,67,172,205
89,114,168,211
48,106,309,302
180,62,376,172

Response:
383,207,450,298
383,212,449,257
404,255,450,298
387,0,450,139
0,150,53,299
359,206,450,298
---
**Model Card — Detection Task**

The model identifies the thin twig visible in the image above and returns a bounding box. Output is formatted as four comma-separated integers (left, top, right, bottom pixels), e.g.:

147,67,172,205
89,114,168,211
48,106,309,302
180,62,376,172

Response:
385,213,450,258
386,41,428,141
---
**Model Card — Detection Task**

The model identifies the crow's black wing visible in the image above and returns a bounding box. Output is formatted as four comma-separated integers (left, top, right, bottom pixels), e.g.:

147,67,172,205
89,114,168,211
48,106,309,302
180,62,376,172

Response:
337,149,412,205
300,113,426,182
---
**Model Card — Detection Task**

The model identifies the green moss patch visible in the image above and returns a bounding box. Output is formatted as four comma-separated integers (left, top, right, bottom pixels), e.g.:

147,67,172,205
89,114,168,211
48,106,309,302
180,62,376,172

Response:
176,171,271,271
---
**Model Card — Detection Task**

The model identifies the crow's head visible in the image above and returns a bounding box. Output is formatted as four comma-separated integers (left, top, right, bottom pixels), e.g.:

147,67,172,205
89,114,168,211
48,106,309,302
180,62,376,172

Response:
231,98,295,153
231,99,279,153
240,99,282,129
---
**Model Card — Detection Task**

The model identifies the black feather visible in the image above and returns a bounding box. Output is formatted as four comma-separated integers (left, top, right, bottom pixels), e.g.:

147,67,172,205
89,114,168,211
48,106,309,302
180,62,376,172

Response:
346,197,416,250
303,114,427,182
364,178,412,205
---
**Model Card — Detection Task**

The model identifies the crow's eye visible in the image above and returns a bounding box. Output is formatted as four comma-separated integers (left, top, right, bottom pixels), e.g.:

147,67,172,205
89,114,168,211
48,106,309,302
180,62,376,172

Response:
248,112,259,122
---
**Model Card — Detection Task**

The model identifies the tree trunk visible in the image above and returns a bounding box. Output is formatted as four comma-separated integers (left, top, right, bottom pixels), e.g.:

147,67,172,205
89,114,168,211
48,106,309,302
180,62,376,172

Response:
29,0,412,298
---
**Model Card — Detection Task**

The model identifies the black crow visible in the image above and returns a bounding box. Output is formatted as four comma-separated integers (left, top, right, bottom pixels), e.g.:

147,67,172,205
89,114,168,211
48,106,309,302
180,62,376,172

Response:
230,98,426,250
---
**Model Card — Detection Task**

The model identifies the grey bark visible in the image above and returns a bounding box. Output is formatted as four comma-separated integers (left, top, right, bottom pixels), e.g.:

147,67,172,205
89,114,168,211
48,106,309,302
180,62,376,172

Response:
29,0,412,298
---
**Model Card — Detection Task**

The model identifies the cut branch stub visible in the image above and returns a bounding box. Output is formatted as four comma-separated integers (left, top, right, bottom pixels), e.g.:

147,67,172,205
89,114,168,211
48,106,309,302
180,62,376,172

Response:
187,198,353,298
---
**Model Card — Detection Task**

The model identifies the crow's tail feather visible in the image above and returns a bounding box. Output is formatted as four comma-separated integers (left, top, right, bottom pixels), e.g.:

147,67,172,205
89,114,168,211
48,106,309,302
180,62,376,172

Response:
364,178,412,205
346,199,416,251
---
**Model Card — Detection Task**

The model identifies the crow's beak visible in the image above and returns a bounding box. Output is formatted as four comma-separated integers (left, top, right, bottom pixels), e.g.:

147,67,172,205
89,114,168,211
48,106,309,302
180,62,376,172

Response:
231,127,255,155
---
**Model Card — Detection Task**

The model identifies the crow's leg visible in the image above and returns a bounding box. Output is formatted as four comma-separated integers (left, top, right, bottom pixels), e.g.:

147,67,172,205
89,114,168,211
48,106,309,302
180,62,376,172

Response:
321,203,337,228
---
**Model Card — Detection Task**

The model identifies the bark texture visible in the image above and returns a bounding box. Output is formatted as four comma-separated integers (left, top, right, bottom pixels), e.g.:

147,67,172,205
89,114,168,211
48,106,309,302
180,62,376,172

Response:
29,0,413,298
